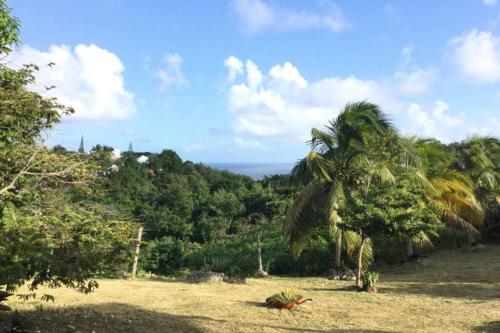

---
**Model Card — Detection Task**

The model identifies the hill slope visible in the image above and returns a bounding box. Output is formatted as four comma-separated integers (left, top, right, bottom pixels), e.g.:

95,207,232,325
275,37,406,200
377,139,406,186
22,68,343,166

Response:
3,245,500,333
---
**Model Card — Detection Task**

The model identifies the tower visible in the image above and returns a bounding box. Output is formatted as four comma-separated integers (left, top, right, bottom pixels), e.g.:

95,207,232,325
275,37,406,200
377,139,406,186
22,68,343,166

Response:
78,136,85,153
128,141,134,153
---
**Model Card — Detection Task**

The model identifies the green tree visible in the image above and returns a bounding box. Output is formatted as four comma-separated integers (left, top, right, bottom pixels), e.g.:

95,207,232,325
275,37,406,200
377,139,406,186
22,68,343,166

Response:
286,102,395,287
0,1,134,295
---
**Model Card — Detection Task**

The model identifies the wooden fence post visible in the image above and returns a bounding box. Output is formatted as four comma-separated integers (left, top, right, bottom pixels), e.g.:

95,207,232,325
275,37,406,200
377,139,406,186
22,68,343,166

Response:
131,227,143,279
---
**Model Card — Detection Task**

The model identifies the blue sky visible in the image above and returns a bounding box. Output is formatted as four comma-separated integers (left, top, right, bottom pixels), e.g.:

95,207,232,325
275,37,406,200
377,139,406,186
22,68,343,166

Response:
7,0,500,163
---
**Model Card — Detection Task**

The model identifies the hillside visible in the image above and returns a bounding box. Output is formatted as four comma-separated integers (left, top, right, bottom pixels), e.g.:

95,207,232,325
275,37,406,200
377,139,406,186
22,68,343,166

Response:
3,245,499,333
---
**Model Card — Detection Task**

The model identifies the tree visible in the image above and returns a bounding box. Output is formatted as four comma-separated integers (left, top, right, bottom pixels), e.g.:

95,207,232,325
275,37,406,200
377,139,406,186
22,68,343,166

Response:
286,102,395,286
450,137,499,239
0,1,134,296
412,139,485,244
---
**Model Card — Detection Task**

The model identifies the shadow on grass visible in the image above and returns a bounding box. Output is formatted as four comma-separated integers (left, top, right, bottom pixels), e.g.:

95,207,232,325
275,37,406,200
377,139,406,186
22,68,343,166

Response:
473,320,500,333
243,300,267,308
0,302,398,333
0,303,209,333
378,280,500,300
305,285,359,293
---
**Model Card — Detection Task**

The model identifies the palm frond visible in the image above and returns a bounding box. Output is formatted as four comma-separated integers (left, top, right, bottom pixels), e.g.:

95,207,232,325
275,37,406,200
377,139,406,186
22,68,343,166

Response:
342,231,373,269
433,199,481,235
290,157,311,185
306,151,334,182
309,128,336,152
285,181,330,257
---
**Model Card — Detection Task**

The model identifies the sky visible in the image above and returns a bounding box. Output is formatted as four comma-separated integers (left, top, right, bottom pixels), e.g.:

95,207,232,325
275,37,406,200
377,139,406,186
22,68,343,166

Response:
6,0,500,163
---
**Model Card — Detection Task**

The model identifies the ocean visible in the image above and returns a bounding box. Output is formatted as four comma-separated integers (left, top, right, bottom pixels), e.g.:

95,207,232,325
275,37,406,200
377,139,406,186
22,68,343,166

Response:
207,163,294,180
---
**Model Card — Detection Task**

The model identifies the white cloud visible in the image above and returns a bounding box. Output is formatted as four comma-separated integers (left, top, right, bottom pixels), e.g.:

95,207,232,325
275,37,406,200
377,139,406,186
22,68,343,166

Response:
401,44,414,64
484,0,497,5
234,137,263,149
232,0,349,34
395,45,436,95
394,68,436,95
156,53,188,90
403,101,463,141
450,29,500,83
8,44,136,120
224,56,496,144
224,56,244,81
225,56,397,142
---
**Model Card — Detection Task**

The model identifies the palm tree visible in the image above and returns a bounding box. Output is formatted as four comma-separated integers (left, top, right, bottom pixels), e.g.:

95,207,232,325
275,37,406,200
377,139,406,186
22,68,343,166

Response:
398,138,484,255
452,137,498,190
286,102,394,287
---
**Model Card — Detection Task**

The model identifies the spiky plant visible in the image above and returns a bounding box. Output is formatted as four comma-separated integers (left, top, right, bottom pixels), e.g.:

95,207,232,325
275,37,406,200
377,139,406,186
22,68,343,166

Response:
265,288,311,308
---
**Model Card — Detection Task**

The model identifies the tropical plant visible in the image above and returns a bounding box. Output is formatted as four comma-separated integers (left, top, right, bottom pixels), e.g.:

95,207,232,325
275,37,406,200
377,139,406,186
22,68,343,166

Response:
361,271,379,291
415,139,485,244
286,102,395,287
265,288,311,308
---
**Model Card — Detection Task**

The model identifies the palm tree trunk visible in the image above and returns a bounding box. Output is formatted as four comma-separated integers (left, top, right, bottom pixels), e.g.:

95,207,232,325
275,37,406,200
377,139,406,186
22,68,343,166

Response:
335,232,342,269
405,236,413,260
356,235,366,288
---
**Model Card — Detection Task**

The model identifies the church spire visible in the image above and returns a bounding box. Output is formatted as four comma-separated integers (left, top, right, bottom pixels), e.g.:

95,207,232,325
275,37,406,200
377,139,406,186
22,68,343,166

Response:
78,136,85,153
128,141,133,152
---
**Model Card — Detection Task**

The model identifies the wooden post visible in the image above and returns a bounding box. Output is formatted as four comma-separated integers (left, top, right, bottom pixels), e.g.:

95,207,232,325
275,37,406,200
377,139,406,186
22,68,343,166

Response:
256,233,268,277
257,233,263,272
131,227,143,279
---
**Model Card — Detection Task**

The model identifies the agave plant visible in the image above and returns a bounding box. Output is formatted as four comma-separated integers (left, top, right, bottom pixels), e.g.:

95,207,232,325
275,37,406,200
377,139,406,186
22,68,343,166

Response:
265,288,311,308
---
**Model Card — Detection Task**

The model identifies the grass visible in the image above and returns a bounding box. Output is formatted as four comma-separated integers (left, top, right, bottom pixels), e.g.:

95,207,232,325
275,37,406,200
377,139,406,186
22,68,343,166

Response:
1,245,500,333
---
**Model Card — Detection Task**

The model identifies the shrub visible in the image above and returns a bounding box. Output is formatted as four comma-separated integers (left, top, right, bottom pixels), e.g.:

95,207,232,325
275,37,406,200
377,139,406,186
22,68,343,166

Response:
139,237,188,275
361,271,379,291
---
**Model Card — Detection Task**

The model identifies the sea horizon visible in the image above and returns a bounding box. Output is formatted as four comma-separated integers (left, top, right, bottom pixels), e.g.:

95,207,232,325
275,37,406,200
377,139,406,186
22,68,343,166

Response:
206,162,294,180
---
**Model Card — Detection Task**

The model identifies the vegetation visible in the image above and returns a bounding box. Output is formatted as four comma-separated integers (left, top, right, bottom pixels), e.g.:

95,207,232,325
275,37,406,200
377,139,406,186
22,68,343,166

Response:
265,288,310,308
361,271,379,292
0,0,134,297
285,102,498,289
0,1,499,331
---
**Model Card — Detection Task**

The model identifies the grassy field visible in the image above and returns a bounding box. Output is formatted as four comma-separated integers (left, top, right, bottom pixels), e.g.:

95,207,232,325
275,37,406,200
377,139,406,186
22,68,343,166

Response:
1,246,500,333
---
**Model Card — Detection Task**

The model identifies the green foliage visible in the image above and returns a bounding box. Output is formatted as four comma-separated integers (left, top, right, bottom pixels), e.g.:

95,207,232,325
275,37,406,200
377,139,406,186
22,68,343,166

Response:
361,271,379,287
183,230,335,276
265,288,303,307
0,0,19,55
340,180,441,239
0,3,134,296
139,237,188,275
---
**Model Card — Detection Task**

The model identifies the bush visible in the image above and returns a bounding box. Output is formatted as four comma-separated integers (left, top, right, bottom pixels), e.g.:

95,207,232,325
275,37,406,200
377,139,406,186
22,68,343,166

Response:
361,271,379,287
183,230,335,276
139,237,188,275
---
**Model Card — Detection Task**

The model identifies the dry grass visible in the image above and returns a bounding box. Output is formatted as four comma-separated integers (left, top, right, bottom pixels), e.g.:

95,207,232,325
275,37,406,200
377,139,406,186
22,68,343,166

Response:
2,245,500,333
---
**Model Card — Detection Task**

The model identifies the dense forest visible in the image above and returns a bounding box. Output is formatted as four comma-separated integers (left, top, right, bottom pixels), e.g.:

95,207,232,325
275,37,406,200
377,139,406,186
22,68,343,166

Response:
1,0,499,298
35,133,500,282
74,130,500,275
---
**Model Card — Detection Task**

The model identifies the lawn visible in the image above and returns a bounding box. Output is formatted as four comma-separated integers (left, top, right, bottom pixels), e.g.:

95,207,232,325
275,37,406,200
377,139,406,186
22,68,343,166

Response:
2,246,500,333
